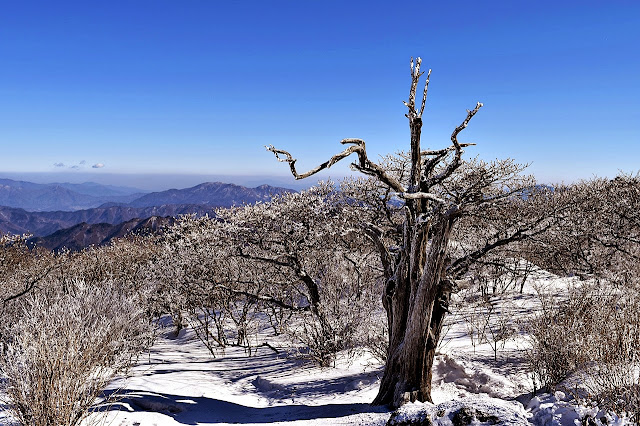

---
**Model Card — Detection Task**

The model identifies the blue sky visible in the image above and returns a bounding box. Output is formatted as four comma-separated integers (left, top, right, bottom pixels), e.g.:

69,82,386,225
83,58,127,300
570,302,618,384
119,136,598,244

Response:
0,1,638,189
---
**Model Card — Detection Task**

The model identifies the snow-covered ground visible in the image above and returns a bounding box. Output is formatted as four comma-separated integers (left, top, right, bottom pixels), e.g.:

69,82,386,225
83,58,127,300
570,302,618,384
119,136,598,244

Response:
1,269,636,425
84,327,390,426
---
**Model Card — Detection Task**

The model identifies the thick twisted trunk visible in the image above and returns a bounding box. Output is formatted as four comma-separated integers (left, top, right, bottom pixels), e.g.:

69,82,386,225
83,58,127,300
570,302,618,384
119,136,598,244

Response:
373,218,454,408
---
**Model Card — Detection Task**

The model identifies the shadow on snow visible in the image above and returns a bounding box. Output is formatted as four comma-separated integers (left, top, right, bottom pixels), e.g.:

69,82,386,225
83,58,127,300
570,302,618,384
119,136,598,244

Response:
96,389,387,424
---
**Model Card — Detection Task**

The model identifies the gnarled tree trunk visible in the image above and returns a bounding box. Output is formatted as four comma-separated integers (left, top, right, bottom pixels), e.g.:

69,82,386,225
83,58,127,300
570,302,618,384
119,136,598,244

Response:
371,59,473,407
373,214,456,406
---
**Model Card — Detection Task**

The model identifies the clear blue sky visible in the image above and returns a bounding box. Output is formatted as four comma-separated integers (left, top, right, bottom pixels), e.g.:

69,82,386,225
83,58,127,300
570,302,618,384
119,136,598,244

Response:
0,0,638,189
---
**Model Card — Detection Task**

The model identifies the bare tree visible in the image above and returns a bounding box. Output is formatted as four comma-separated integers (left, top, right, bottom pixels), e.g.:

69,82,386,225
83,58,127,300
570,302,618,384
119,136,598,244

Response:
268,57,559,407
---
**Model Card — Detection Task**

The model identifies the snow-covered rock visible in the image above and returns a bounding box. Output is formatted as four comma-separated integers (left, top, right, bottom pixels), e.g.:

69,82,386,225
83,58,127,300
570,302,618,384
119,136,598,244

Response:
527,392,635,426
387,396,529,425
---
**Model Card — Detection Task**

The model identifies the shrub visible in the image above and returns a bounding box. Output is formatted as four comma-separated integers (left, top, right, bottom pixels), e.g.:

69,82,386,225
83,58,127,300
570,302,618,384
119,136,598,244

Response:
0,280,153,426
528,282,640,421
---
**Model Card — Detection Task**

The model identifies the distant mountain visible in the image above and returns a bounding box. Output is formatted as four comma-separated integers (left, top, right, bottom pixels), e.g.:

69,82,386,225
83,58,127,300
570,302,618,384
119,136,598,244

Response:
28,216,175,252
51,182,147,197
125,182,292,208
0,180,295,243
0,178,147,211
0,204,216,237
0,178,292,212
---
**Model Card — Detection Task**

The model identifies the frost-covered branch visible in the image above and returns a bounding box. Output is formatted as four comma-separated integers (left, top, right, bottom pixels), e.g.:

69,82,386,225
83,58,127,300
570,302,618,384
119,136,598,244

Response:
215,283,309,312
397,192,446,204
429,102,483,186
267,139,406,193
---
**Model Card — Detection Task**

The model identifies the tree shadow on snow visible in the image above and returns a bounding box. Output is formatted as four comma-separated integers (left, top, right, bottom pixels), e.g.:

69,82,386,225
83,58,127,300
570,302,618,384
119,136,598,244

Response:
96,389,388,424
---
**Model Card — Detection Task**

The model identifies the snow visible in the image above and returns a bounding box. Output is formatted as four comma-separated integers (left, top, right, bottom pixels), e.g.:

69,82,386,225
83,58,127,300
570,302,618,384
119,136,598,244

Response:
1,269,637,425
388,396,530,425
526,392,632,426
81,327,390,426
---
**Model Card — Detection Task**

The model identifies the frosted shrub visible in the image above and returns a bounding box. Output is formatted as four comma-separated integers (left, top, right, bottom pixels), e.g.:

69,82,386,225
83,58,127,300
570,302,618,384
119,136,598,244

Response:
528,282,640,421
0,234,56,348
364,311,389,364
0,280,153,426
157,186,384,367
285,250,382,367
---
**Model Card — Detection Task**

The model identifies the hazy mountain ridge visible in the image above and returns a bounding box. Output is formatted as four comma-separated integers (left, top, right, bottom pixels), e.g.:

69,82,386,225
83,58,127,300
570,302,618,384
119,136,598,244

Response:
0,178,293,212
0,204,216,237
28,216,175,252
51,182,148,197
124,182,292,208
0,178,147,211
0,180,294,250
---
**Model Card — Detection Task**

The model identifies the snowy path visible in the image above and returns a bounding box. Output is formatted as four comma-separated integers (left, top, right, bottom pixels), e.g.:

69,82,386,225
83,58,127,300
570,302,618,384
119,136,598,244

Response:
85,275,548,426
89,329,390,426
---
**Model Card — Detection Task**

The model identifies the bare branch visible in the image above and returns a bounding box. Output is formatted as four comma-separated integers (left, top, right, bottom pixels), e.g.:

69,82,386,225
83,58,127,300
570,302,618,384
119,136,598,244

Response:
419,69,431,116
397,192,446,204
363,223,393,279
405,57,424,117
447,213,553,278
236,247,293,268
421,143,475,156
350,161,407,193
214,283,309,312
428,102,483,186
452,102,483,149
267,139,407,193
266,140,363,180
4,265,56,304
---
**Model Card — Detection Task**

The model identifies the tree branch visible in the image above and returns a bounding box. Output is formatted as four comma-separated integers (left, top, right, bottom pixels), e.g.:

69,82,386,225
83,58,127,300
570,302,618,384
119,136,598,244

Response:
215,283,309,312
236,247,293,268
267,139,406,193
429,102,483,186
4,265,56,304
421,143,475,157
363,223,393,279
403,57,425,117
397,192,446,204
266,140,362,180
419,68,431,116
452,102,483,149
447,214,552,278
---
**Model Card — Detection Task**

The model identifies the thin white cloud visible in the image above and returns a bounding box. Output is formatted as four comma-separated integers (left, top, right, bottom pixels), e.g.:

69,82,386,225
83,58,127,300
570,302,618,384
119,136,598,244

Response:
92,163,105,169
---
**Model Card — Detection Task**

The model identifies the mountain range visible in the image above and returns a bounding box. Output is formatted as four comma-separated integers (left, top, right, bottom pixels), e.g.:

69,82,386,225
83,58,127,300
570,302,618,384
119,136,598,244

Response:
0,178,146,211
113,182,291,208
0,204,216,237
0,179,291,212
0,179,293,250
28,216,175,252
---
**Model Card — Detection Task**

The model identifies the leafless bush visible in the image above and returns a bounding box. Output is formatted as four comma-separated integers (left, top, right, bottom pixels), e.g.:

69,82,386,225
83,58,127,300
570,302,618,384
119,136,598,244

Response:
524,174,640,281
263,301,294,336
0,234,57,350
150,215,264,355
528,282,640,421
470,258,534,296
0,279,153,426
455,289,517,361
53,236,161,308
363,311,388,364
284,249,382,366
